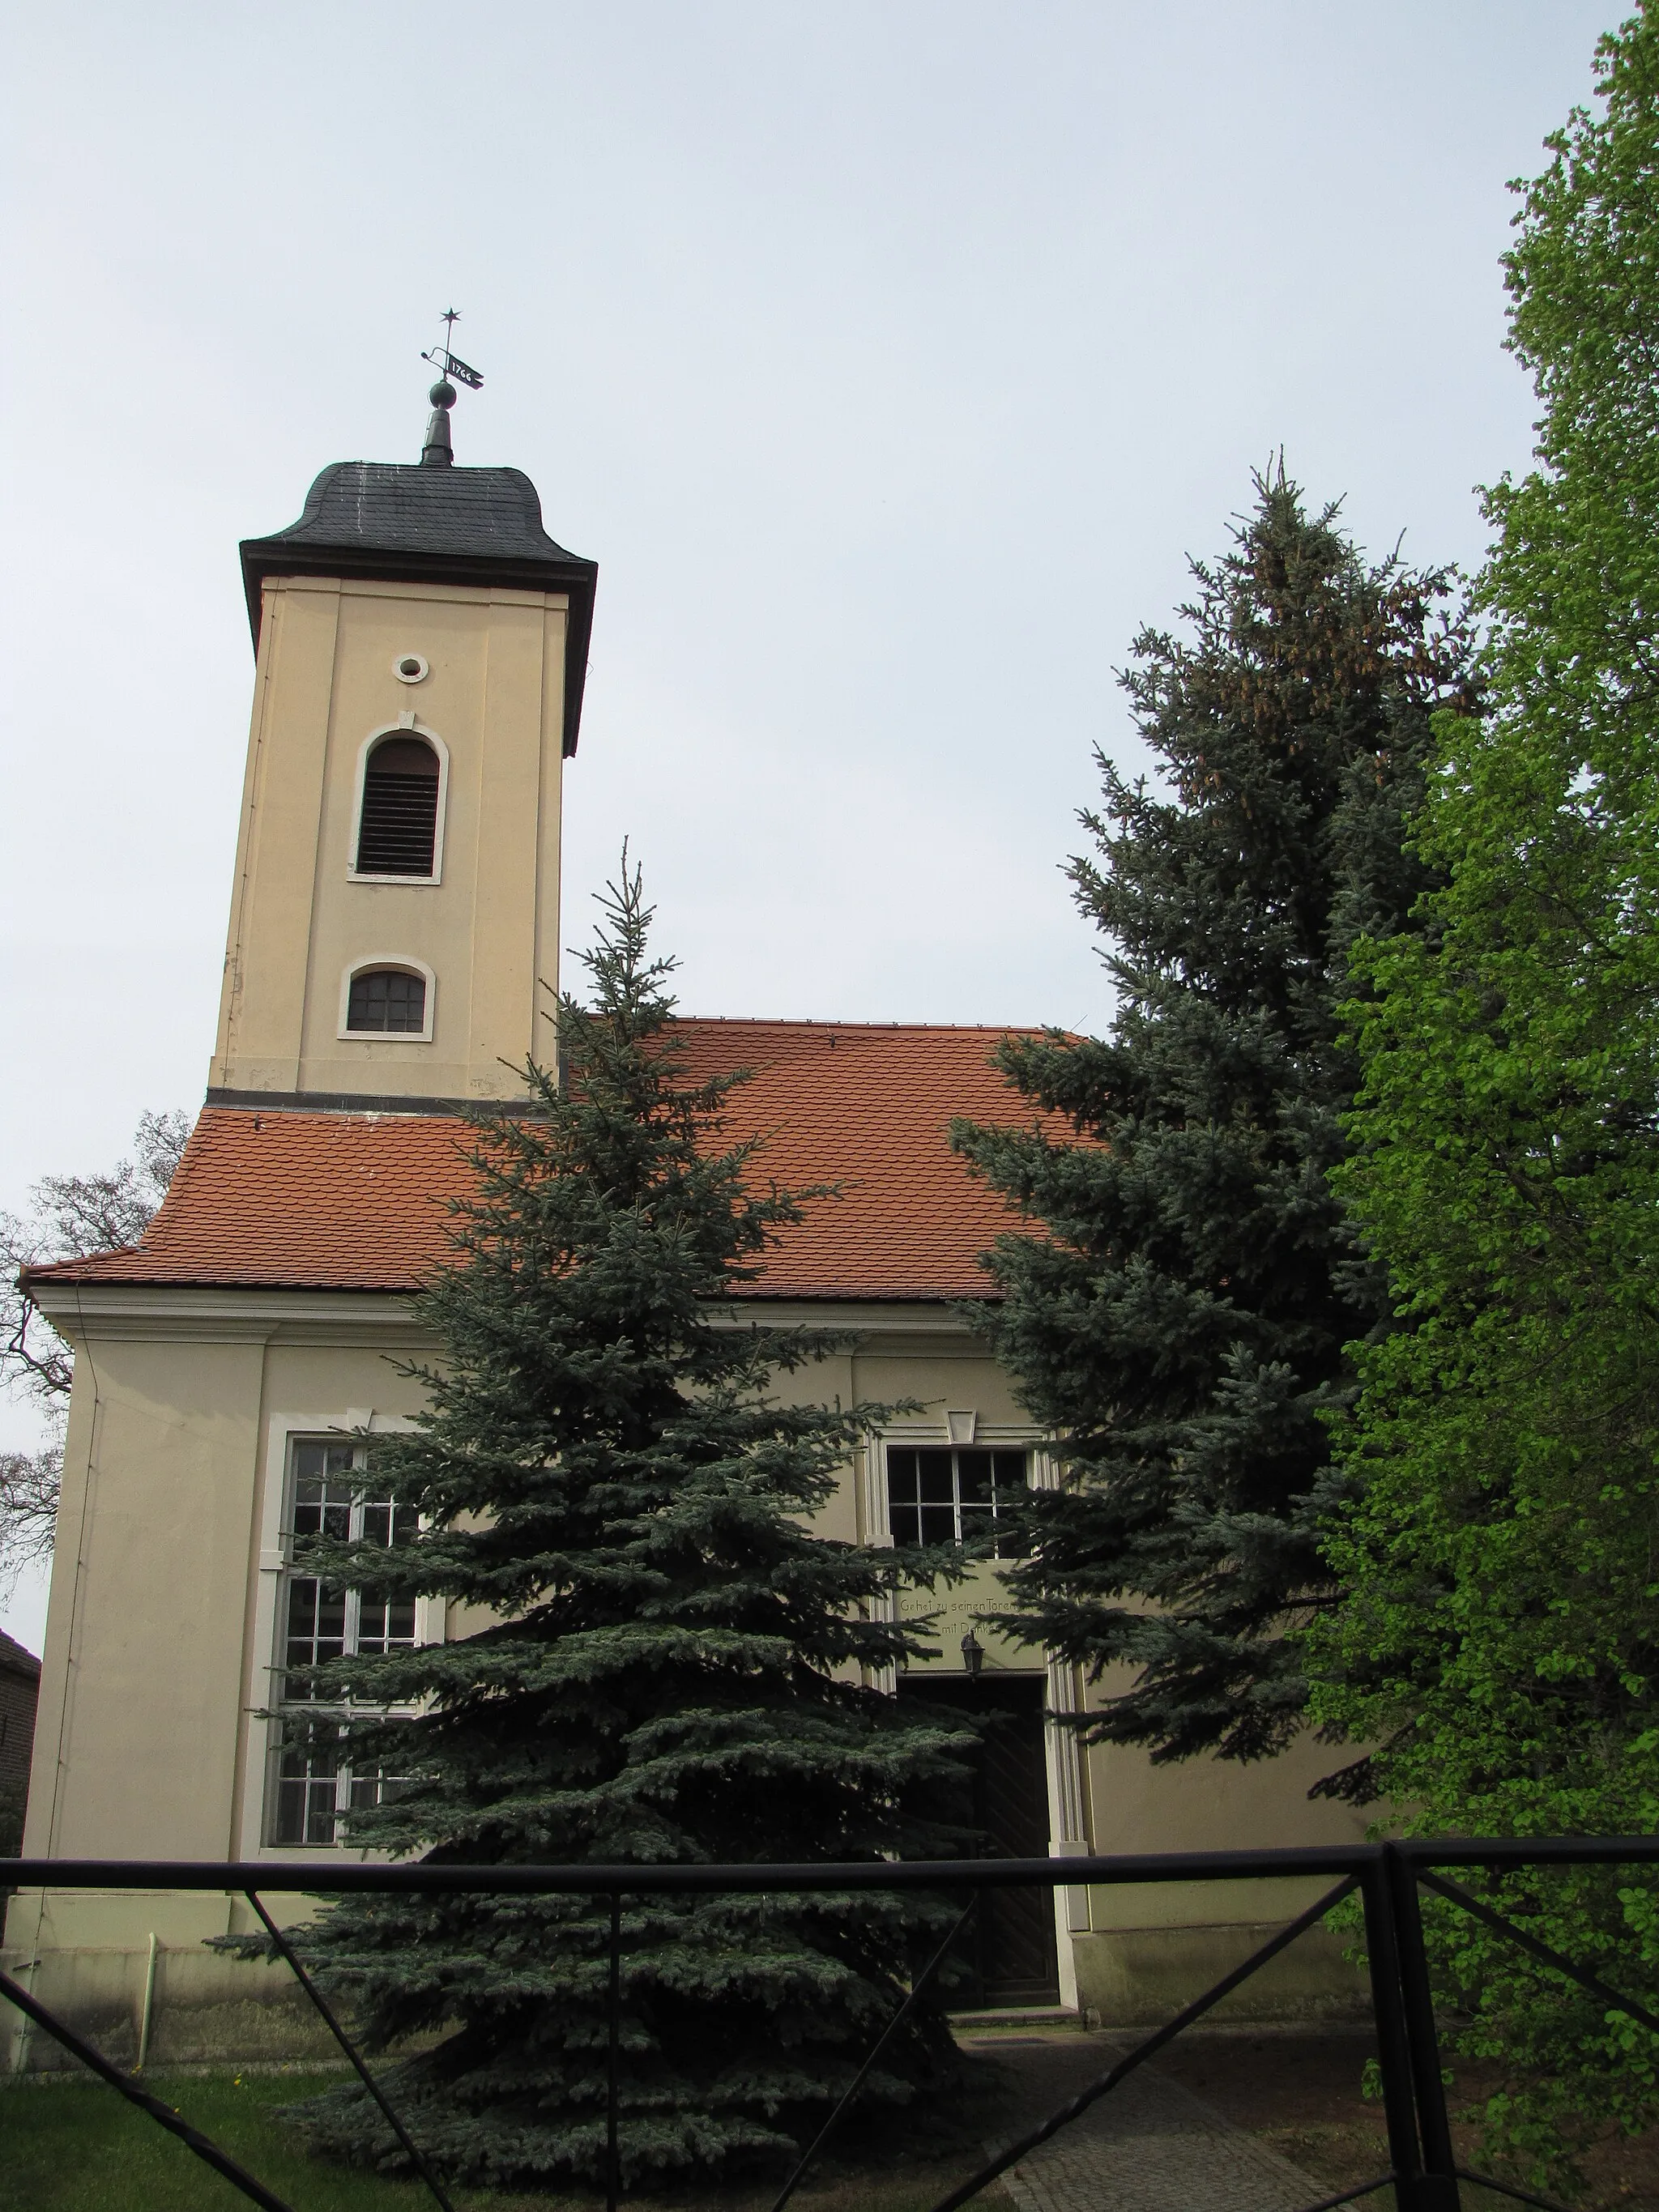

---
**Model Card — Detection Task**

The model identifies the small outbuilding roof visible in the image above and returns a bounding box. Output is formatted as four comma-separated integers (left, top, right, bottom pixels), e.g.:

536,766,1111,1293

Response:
29,1020,1056,1305
0,1630,41,1683
240,460,599,754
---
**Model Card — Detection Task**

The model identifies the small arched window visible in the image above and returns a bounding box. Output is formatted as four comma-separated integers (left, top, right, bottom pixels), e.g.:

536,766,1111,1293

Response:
346,968,427,1034
355,735,441,876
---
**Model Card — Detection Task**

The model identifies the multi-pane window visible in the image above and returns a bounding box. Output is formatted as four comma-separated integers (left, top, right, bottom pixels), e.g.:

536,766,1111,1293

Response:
346,968,427,1034
274,1720,410,1849
271,1440,417,1846
885,1446,1029,1556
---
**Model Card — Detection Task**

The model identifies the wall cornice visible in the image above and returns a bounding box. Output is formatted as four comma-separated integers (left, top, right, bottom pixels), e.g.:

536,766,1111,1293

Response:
26,1284,425,1349
26,1282,983,1356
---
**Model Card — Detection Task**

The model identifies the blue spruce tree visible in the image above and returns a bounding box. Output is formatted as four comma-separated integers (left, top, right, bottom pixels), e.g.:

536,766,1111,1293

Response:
952,472,1477,1778
267,863,976,2189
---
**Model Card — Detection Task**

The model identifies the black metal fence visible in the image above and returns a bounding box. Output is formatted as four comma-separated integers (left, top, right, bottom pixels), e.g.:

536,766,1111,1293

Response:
6,1837,1659,2212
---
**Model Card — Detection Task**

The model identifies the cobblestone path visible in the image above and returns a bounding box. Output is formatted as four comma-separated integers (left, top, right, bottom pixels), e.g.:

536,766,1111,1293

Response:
970,2034,1322,2212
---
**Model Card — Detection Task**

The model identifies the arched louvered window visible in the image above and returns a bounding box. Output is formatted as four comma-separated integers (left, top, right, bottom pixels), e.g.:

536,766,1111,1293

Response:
354,735,441,876
346,968,428,1034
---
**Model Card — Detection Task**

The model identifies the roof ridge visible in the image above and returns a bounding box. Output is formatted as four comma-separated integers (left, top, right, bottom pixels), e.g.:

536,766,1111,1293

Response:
670,1015,1034,1034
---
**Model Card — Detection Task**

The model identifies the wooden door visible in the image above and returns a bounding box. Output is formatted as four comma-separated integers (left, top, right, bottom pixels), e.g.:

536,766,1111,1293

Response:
923,1674,1060,2009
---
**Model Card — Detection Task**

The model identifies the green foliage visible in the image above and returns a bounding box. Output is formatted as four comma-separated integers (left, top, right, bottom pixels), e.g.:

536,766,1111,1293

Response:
951,468,1473,1765
1307,7,1659,2186
0,2069,1009,2212
249,865,977,2191
0,2070,461,2212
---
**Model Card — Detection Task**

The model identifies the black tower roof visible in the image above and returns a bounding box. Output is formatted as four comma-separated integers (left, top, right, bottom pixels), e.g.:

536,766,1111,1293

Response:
240,460,599,756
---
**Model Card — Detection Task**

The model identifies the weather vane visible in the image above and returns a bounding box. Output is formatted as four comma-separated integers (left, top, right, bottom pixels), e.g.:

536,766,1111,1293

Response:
422,307,484,391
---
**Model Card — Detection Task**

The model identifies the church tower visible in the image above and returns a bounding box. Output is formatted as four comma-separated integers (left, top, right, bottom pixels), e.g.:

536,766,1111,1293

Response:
208,376,597,1109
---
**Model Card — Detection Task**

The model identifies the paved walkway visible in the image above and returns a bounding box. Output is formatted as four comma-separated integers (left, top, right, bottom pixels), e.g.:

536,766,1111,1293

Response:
969,2034,1322,2212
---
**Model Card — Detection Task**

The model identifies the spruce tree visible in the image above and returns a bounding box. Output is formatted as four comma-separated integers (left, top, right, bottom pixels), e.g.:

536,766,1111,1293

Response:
262,864,975,2190
952,471,1476,1768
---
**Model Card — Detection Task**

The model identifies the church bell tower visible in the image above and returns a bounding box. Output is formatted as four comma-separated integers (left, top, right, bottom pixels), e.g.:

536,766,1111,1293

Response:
208,364,597,1110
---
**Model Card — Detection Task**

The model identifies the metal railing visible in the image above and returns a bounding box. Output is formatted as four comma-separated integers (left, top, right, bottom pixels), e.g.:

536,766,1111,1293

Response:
6,1837,1659,2212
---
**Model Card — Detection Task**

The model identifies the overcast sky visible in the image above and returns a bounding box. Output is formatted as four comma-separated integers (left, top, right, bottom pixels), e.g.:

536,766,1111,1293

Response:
0,1,1618,1644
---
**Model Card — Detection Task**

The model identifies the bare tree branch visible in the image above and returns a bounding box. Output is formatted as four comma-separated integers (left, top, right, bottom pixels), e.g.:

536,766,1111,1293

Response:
0,1434,64,1597
0,1110,190,1587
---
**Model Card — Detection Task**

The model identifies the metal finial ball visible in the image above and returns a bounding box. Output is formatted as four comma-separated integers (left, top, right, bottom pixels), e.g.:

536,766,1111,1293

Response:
429,379,457,409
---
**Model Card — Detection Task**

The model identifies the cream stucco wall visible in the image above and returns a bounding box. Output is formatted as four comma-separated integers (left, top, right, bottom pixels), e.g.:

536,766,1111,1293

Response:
9,1289,439,1976
14,1288,1062,1909
6,1282,1370,2058
210,576,569,1102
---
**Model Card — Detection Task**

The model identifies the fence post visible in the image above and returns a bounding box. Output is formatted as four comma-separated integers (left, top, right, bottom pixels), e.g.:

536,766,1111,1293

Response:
1360,1852,1430,2212
135,1932,159,2074
1386,1849,1460,2212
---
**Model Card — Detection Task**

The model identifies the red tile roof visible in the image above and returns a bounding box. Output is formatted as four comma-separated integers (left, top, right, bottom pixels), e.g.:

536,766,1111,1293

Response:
29,1020,1053,1302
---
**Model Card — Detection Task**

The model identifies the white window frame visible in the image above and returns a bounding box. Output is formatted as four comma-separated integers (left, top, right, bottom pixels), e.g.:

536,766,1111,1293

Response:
869,1420,1086,1975
862,1421,1052,1545
336,956,437,1043
347,718,450,884
243,1417,441,1860
878,1432,1041,1555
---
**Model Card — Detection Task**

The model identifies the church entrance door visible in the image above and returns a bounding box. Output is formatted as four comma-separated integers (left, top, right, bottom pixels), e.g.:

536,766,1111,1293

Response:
924,1673,1060,2009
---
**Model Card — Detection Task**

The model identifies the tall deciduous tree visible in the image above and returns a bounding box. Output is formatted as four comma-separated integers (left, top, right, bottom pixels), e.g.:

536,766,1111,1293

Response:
267,865,975,2191
953,471,1473,1767
1308,9,1659,2186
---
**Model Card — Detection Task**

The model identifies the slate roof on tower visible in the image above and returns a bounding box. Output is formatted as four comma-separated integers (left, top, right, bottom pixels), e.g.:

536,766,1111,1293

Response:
29,1021,1060,1304
241,461,599,752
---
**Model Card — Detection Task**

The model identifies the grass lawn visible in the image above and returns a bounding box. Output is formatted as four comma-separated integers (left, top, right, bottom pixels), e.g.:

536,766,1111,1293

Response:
0,2069,1012,2212
18,2034,1659,2210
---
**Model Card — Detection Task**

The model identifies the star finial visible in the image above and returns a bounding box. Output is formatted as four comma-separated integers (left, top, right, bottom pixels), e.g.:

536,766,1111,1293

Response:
419,309,484,466
421,309,483,393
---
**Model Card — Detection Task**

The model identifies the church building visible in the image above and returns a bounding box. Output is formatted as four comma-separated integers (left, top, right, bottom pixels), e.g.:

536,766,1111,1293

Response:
4,378,1363,2068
